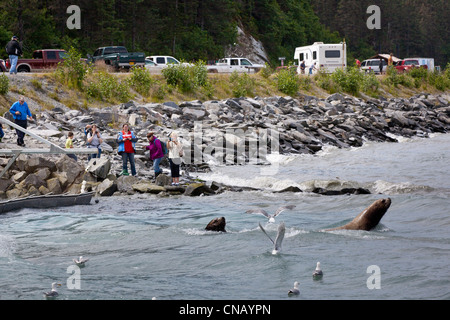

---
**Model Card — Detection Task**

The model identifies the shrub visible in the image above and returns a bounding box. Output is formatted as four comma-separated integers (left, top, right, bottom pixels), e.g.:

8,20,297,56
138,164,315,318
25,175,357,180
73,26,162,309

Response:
230,71,255,97
129,67,155,96
55,46,89,89
361,72,380,95
0,74,9,95
259,63,274,79
86,71,131,102
161,60,210,94
276,68,300,95
331,67,362,95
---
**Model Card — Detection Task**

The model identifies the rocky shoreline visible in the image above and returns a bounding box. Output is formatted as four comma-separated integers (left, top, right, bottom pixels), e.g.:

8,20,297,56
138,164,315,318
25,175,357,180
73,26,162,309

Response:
1,91,449,200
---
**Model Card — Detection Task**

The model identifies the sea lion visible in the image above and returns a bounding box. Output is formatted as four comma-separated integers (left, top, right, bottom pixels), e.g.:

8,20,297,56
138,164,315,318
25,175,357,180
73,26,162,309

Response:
326,198,391,231
205,217,226,232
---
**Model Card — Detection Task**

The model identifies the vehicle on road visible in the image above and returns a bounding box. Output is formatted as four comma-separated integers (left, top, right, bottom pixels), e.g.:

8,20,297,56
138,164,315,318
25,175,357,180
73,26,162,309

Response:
294,42,347,74
87,46,145,71
4,49,66,73
361,58,387,74
206,57,264,73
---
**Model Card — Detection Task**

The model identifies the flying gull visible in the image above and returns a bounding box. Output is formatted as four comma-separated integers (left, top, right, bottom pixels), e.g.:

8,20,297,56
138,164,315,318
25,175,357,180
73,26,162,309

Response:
288,281,300,296
73,256,89,267
246,205,296,223
313,262,323,279
43,282,61,299
259,222,285,255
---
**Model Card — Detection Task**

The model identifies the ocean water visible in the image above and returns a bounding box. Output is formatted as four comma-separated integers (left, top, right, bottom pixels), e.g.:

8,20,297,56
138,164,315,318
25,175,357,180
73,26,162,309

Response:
0,134,449,300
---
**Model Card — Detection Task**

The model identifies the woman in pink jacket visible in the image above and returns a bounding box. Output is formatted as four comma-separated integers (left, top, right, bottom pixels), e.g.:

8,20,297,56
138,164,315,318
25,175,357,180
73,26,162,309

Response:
144,132,164,178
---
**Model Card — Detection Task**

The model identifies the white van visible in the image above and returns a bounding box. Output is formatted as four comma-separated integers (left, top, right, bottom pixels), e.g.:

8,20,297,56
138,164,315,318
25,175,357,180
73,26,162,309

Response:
294,42,346,74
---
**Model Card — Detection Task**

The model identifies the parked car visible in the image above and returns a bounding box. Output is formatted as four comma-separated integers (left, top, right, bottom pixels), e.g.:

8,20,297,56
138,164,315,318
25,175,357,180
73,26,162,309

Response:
361,58,387,74
146,55,193,67
394,59,421,73
206,57,264,73
4,49,67,72
87,46,145,71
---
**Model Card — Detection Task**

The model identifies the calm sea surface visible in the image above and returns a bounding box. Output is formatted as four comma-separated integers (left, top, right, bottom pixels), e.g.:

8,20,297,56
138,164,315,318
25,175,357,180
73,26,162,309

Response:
0,133,449,300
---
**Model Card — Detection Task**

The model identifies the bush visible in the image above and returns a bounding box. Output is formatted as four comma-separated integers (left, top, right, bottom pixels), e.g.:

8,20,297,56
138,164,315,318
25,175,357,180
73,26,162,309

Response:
161,60,211,94
259,63,274,79
54,46,89,89
331,67,363,95
86,71,131,102
0,74,9,95
276,68,300,95
230,71,255,97
129,67,155,96
384,66,414,88
361,72,380,95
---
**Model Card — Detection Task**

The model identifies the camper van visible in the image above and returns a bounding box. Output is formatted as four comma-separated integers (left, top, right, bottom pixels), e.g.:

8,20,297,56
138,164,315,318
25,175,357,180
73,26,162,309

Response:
294,42,346,74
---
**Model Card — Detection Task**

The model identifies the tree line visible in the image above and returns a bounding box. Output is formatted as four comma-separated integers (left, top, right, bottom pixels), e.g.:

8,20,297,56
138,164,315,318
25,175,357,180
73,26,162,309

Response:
0,0,448,67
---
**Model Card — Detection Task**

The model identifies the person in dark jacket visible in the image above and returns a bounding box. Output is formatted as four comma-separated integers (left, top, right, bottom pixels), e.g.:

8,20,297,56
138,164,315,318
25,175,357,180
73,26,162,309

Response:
5,36,22,75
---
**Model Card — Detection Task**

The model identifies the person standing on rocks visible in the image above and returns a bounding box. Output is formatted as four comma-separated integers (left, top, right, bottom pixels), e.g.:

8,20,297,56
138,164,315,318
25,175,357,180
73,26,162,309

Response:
9,96,33,146
65,131,77,161
144,132,164,178
167,131,183,186
117,123,138,176
86,124,103,160
5,36,22,75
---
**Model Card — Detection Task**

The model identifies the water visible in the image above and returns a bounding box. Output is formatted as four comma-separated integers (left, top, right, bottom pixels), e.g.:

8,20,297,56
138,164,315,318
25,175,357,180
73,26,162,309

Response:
0,134,449,300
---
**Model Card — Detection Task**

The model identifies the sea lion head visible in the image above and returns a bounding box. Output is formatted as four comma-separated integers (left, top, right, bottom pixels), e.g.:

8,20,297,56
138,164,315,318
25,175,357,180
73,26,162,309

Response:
205,217,226,232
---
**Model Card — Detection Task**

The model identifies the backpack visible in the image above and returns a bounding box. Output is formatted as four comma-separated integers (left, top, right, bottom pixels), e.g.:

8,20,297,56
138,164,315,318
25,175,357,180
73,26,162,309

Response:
155,138,168,155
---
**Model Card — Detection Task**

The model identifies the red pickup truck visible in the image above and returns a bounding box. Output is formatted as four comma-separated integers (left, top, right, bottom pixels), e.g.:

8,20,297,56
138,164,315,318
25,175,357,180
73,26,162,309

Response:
5,49,66,72
395,59,424,73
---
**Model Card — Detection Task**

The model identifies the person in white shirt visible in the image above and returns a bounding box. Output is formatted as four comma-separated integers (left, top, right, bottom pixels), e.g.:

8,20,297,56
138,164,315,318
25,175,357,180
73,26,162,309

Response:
167,132,183,186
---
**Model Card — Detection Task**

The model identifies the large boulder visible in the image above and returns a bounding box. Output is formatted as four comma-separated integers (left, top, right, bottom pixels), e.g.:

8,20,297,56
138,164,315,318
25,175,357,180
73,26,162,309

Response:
25,157,57,173
97,178,117,196
86,157,111,179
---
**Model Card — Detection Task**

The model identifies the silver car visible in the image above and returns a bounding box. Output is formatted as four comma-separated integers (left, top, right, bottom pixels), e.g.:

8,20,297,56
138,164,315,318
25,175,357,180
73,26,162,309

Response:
361,59,387,74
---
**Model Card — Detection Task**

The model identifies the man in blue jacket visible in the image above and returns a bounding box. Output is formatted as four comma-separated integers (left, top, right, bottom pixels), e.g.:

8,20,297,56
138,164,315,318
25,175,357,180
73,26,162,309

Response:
9,96,33,146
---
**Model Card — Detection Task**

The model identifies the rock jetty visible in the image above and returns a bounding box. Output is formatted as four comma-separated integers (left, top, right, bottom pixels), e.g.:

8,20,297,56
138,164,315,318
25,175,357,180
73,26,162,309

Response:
1,92,449,199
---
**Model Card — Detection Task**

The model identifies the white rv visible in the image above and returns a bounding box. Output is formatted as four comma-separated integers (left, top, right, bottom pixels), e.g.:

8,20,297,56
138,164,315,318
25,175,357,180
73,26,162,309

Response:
294,42,347,74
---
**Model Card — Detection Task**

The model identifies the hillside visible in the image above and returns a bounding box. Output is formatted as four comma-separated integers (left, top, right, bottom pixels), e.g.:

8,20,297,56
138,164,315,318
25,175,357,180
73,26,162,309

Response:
1,67,449,115
1,0,448,67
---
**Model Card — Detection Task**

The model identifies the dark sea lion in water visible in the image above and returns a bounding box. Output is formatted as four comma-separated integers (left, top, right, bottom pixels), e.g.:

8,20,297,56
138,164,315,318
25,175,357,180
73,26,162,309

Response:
205,217,226,232
327,198,391,231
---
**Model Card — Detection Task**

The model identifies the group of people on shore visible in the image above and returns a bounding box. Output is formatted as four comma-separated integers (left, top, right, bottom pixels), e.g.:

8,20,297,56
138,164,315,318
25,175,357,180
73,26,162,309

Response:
3,96,184,186
79,124,183,185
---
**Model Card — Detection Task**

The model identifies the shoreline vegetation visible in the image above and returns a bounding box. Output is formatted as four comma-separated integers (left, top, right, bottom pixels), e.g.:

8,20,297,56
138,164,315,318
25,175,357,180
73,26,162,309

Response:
0,48,449,114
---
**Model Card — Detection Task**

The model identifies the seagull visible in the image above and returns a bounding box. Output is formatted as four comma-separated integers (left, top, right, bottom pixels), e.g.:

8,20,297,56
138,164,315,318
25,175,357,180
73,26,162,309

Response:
43,282,61,299
259,222,285,255
246,205,296,223
313,262,323,279
73,256,89,267
288,281,300,296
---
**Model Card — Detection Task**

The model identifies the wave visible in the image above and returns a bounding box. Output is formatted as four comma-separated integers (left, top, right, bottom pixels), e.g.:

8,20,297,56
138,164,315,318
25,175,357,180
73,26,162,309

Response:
0,234,16,259
370,180,435,195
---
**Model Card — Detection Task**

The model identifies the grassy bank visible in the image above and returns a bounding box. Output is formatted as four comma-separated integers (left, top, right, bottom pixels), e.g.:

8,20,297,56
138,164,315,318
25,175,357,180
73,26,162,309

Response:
1,55,449,115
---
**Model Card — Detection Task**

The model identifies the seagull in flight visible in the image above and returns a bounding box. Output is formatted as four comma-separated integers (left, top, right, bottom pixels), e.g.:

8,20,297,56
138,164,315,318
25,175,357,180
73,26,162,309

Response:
73,256,89,267
259,222,285,255
43,282,61,299
246,205,296,223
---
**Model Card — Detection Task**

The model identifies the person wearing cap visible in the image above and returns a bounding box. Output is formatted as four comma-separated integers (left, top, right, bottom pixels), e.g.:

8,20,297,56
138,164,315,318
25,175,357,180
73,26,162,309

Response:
5,36,23,75
9,96,33,146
